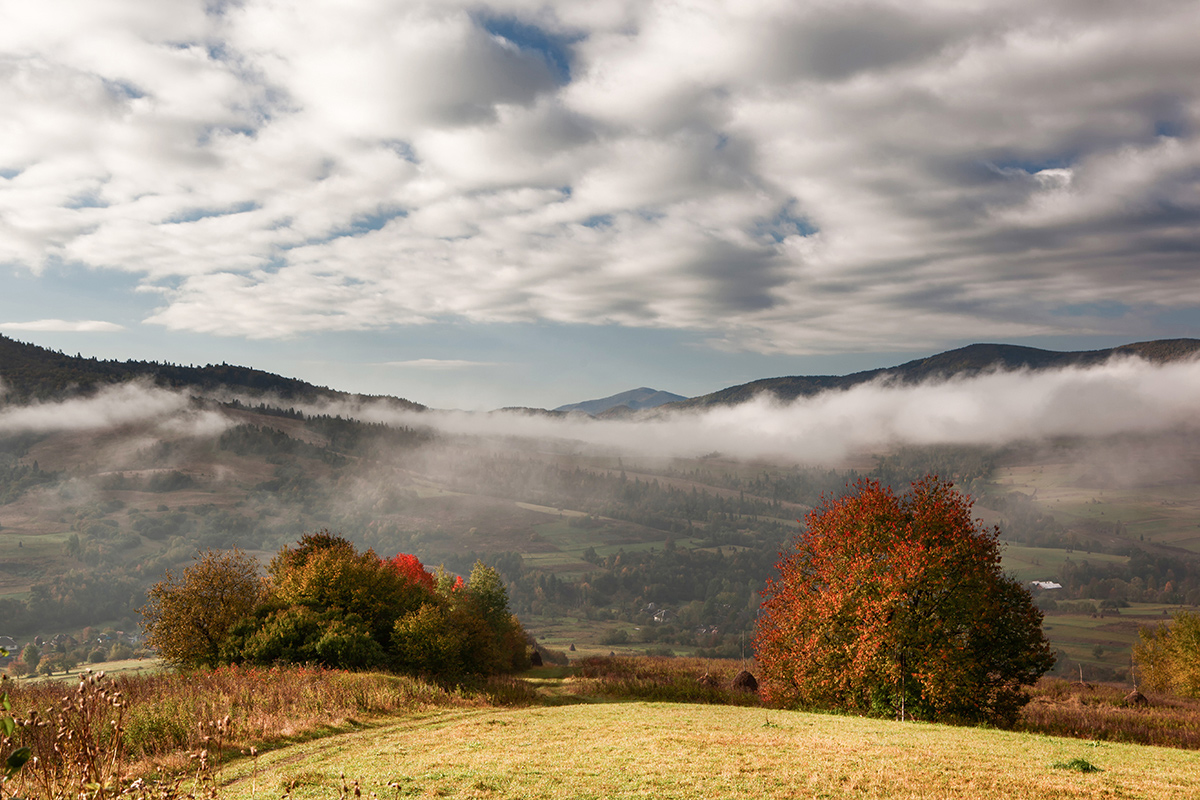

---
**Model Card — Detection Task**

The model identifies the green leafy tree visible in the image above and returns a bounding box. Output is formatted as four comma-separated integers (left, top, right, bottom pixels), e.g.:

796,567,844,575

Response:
269,532,431,645
462,561,531,674
20,644,39,673
140,548,265,667
755,477,1054,725
1134,611,1200,697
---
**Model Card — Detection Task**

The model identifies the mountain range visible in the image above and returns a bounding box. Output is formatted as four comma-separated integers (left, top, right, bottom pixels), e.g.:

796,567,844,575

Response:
665,339,1200,409
2,334,1199,413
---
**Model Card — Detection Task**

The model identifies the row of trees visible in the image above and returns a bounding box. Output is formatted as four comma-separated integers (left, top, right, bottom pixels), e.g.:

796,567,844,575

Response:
141,532,529,681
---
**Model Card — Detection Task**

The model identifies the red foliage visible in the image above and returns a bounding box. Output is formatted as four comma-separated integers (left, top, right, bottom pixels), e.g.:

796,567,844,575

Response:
386,553,437,592
754,476,1055,725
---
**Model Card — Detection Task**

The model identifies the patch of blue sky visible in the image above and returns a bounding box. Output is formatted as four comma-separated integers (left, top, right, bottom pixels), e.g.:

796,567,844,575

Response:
1151,305,1200,330
0,168,23,180
582,214,614,229
382,140,419,163
478,15,581,84
337,207,408,237
1155,119,1187,138
103,78,145,100
754,202,817,243
0,261,157,329
64,190,109,209
196,125,258,146
164,201,260,225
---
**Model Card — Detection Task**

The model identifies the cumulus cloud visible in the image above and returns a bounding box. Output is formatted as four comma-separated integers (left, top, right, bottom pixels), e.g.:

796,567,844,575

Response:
0,319,124,332
2,0,1200,351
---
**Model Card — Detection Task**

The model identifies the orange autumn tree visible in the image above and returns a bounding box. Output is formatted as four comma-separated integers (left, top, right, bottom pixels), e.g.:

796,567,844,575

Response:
754,476,1054,725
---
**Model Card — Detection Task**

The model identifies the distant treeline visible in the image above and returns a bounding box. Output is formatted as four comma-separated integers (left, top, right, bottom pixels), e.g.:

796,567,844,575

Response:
0,334,424,409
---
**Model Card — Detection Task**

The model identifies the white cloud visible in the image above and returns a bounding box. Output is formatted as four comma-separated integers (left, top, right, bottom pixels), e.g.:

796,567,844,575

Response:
0,380,227,435
0,319,124,332
2,0,1200,351
9,356,1199,468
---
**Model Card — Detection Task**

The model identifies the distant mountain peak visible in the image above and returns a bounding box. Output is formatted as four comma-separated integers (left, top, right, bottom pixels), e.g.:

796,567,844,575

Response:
554,387,687,416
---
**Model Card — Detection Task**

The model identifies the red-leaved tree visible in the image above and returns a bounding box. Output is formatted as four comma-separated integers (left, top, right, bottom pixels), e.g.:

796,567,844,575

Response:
754,476,1054,725
386,553,437,593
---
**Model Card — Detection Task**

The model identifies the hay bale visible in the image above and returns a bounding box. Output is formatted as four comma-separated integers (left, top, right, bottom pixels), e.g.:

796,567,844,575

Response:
697,672,719,688
569,643,576,652
732,670,758,693
529,650,544,667
1124,690,1149,707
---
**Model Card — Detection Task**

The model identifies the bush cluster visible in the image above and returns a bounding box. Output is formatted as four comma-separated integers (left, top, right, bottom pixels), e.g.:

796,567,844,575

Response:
141,532,529,681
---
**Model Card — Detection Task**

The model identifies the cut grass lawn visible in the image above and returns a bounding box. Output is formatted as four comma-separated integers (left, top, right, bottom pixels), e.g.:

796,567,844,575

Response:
216,703,1200,800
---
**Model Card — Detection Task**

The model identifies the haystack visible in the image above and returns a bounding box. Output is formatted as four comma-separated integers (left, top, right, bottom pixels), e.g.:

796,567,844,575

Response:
732,670,758,693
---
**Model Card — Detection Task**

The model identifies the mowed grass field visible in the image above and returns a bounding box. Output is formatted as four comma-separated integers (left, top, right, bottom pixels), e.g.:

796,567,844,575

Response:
215,703,1200,800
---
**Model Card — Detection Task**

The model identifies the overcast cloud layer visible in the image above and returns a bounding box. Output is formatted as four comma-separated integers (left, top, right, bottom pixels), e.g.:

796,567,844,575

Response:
3,0,1200,353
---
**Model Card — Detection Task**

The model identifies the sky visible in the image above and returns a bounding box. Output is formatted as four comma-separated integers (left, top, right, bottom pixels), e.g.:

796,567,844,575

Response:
2,0,1199,410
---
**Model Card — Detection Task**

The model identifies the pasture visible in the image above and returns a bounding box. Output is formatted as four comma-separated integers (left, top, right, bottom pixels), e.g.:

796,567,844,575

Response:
214,702,1200,800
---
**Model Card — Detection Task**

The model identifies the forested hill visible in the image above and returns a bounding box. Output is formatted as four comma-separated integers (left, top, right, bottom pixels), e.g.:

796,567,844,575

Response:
669,339,1200,409
0,335,425,409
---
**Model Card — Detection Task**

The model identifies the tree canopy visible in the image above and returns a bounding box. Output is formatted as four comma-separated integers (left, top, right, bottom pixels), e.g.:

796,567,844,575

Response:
141,532,529,680
1134,610,1200,697
754,476,1054,725
140,548,265,668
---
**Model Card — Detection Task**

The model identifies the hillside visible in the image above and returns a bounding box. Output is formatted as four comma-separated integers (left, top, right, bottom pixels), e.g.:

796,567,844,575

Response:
0,334,424,410
670,339,1200,408
2,336,1200,679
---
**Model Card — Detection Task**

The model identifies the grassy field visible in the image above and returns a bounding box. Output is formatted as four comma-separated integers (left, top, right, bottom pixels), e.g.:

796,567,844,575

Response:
999,542,1128,583
17,656,164,683
989,459,1200,554
214,703,1200,800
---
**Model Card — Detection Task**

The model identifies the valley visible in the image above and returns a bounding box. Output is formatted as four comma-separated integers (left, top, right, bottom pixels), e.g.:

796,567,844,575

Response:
2,335,1200,682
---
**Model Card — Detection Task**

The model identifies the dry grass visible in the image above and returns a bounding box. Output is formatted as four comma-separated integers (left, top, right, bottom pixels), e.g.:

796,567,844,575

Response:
7,659,1200,800
211,703,1200,800
2,665,534,789
1020,679,1200,749
570,655,762,705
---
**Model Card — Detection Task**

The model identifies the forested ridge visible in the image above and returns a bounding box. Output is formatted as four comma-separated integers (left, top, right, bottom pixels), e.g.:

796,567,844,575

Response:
0,334,424,408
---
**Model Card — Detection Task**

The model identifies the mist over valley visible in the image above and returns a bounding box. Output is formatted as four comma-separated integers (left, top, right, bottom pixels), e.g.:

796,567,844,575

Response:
2,335,1200,678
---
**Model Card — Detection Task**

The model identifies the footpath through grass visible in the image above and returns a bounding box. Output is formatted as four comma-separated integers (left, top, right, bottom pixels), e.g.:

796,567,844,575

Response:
216,702,1200,800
